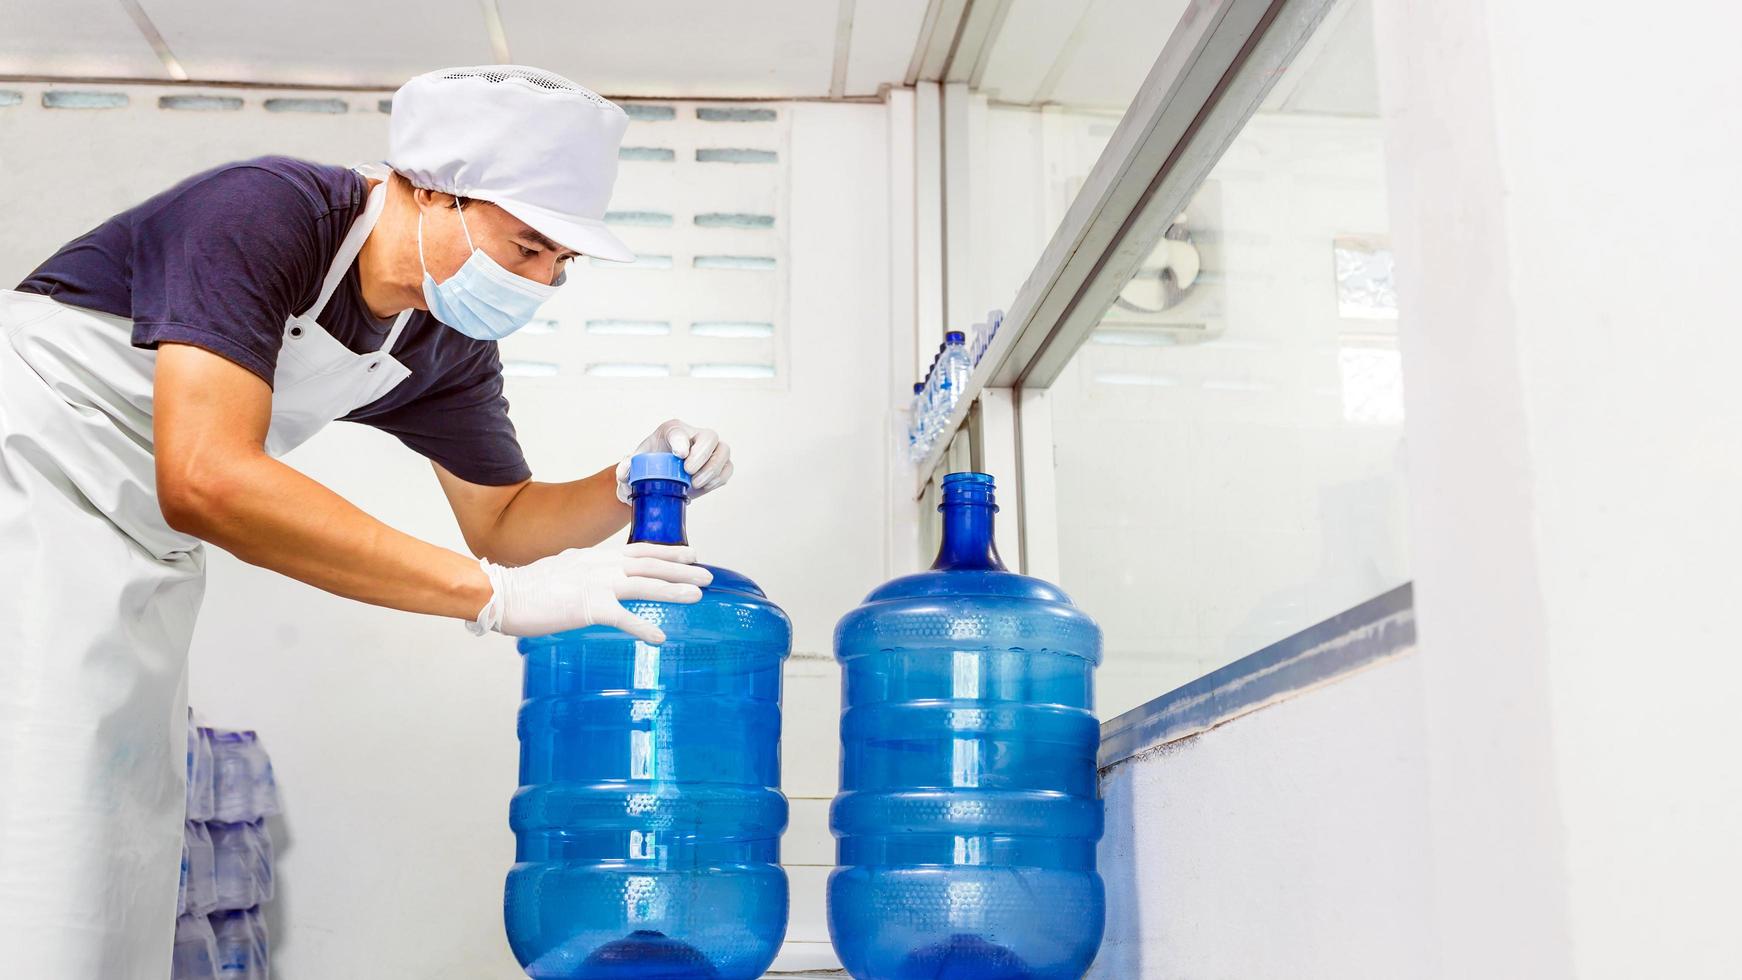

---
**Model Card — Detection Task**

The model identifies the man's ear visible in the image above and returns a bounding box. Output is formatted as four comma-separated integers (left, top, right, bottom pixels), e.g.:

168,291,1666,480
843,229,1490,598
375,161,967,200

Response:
411,186,454,212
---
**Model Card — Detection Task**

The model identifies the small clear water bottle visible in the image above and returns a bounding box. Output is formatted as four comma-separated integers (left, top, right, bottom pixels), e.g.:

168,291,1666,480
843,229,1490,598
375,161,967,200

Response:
183,821,217,917
506,453,792,979
940,330,972,414
171,912,219,980
186,712,215,822
908,382,926,462
830,472,1105,979
920,349,942,457
210,908,268,980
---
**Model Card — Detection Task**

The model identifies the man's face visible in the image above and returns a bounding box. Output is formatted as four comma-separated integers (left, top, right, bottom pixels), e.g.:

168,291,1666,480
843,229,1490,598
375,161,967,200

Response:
419,193,579,288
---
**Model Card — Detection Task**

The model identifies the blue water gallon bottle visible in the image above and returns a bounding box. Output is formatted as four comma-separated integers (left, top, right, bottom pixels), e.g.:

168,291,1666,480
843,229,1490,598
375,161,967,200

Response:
830,472,1104,979
507,452,792,979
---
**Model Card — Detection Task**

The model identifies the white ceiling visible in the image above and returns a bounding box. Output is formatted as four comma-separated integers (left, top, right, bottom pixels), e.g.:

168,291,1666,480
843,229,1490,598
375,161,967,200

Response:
504,1,840,99
1262,0,1381,118
980,0,1378,115
147,0,492,88
0,0,164,80
0,0,932,99
844,0,932,99
979,0,1192,111
0,0,1365,113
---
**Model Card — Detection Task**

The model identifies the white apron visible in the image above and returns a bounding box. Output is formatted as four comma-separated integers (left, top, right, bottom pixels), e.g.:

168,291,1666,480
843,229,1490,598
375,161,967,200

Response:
0,173,412,977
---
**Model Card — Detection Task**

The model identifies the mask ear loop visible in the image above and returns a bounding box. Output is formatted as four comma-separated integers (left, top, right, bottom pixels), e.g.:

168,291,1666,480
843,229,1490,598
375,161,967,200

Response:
454,198,478,252
416,210,429,276
417,196,478,281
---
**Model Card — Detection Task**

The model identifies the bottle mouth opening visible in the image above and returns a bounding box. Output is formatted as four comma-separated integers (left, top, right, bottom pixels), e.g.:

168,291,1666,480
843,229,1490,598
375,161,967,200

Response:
939,471,997,508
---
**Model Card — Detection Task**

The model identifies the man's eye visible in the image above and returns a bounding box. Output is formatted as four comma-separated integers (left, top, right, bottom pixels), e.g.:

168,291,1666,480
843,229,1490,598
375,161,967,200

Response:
517,245,538,259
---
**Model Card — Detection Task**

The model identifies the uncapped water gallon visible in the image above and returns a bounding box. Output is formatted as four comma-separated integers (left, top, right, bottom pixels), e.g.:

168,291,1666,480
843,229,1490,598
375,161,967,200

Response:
830,471,1104,979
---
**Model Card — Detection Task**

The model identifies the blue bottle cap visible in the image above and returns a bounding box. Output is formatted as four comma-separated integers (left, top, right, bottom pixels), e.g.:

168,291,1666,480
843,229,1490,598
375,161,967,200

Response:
628,451,691,486
913,382,924,393
945,330,965,343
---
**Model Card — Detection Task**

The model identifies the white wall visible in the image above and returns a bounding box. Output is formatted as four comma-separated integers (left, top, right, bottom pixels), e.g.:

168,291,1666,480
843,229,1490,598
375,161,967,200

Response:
0,87,393,280
1089,0,1742,977
1,87,895,976
1090,653,1432,979
1371,0,1742,975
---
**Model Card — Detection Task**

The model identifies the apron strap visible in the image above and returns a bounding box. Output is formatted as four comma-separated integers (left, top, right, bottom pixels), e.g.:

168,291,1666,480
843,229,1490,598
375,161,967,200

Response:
379,309,414,354
299,178,389,321
352,161,393,183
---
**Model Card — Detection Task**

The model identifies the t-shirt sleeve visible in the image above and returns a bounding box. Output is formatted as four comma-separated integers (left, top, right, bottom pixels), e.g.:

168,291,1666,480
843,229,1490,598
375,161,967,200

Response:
351,344,532,487
127,167,325,383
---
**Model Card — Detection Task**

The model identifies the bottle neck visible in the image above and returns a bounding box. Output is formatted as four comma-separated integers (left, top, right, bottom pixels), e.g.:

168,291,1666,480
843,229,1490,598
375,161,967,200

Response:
932,500,1006,571
628,479,689,546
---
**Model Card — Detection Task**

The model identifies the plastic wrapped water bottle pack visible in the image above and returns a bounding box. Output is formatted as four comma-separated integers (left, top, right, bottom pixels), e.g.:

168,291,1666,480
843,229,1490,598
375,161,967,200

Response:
212,908,271,980
172,912,220,980
178,821,218,917
210,729,280,823
186,720,216,822
178,711,278,980
210,820,275,912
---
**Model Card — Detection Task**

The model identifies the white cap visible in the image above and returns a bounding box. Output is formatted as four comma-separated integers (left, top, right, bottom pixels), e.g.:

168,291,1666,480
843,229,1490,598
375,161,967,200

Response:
388,66,634,262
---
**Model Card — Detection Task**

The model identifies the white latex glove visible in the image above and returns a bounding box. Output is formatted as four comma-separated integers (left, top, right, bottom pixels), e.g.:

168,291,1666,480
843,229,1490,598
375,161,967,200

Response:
467,542,712,643
615,419,734,504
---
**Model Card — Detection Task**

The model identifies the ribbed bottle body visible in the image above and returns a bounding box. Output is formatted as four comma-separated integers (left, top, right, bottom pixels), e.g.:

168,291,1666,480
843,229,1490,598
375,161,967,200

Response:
508,567,791,980
830,567,1105,980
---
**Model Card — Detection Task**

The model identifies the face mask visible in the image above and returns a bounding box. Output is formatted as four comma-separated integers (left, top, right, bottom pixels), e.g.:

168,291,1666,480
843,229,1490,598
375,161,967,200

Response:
419,200,562,341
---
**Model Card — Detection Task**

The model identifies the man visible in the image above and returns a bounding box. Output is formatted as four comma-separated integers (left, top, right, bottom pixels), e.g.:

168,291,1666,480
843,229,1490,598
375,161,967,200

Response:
0,65,727,975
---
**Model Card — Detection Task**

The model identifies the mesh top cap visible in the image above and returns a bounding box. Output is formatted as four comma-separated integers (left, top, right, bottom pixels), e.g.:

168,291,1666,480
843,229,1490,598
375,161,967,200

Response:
387,65,635,262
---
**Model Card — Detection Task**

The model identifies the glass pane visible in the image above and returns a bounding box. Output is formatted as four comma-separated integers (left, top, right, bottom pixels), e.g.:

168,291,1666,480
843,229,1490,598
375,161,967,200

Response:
1042,0,1405,718
964,0,1197,323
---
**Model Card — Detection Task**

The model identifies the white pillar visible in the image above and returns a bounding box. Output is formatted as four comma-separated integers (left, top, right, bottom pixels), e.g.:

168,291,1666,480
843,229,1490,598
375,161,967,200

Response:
913,80,945,375
1374,1,1742,975
885,87,926,576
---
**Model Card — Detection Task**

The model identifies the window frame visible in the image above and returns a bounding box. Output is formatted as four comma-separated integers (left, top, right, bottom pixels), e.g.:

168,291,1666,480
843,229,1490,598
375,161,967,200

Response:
915,0,1407,748
914,0,1344,498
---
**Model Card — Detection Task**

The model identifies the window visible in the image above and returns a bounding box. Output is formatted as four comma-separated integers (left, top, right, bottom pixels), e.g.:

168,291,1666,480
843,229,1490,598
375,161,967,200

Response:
963,0,1194,342
497,101,789,385
920,0,1405,717
1034,0,1400,716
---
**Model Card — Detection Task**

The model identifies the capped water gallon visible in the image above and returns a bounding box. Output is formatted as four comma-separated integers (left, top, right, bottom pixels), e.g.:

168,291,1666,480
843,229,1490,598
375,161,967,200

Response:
830,472,1104,979
507,452,792,979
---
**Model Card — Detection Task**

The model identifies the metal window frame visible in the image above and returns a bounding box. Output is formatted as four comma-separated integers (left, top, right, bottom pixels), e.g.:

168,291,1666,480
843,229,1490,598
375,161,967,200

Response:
1006,0,1339,391
912,0,1345,570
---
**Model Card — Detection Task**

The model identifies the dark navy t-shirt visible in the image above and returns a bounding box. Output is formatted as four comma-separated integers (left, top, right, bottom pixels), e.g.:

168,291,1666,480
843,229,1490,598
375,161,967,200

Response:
17,155,531,486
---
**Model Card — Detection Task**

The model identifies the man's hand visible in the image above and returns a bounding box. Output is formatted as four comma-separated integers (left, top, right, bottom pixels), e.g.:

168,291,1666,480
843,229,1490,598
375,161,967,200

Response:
613,419,734,503
473,542,712,643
